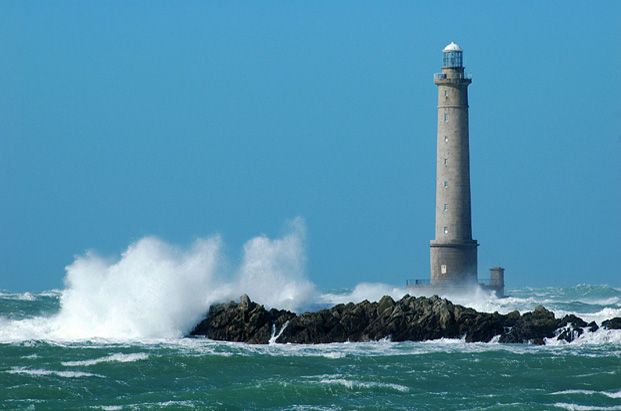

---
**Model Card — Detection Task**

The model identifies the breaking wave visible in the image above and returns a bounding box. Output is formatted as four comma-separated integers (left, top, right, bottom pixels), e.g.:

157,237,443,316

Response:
62,353,149,367
0,217,619,344
320,283,621,326
6,367,103,378
0,218,315,342
314,377,410,392
550,390,621,399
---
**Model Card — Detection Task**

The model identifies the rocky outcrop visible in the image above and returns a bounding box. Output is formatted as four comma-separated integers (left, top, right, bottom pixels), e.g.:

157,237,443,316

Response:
497,305,558,344
190,294,295,344
602,317,621,330
189,294,612,345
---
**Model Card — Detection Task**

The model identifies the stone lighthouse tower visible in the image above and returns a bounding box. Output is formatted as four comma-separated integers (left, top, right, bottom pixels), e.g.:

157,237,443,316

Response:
430,42,478,285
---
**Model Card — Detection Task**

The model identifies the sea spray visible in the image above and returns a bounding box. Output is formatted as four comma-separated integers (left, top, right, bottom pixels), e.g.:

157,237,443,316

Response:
1,336,619,409
56,236,223,339
1,286,621,345
0,215,619,343
237,217,316,312
0,219,316,341
320,283,621,325
319,282,409,306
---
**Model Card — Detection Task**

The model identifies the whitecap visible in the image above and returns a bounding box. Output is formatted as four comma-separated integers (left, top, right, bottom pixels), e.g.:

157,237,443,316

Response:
62,352,149,367
319,352,346,359
6,366,103,378
558,328,621,346
550,390,621,399
38,289,63,298
0,292,36,301
553,403,621,410
316,378,410,392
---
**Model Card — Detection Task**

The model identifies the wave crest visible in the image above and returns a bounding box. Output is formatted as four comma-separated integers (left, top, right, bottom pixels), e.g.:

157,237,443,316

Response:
0,218,315,342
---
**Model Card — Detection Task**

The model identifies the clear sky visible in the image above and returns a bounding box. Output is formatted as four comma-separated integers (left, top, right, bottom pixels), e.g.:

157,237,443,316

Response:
1,1,620,291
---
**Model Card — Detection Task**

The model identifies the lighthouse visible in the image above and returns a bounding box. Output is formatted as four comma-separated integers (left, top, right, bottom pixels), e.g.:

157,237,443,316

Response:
429,42,478,285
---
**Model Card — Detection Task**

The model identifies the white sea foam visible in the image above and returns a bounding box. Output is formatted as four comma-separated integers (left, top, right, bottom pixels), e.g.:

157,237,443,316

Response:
269,321,290,345
38,289,62,297
582,329,621,345
550,390,621,399
319,282,621,334
238,218,315,312
318,282,510,314
315,377,410,392
6,366,102,378
62,352,149,367
304,281,621,346
566,308,621,325
94,401,197,410
553,403,621,410
319,351,346,359
57,235,223,340
177,337,529,358
0,291,37,301
319,282,409,305
0,290,63,300
1,218,619,345
0,218,315,342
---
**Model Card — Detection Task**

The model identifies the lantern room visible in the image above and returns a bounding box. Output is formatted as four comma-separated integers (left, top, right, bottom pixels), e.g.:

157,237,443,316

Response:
442,42,463,68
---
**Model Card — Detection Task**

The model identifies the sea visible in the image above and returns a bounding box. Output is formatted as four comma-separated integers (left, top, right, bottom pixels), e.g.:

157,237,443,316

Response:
1,284,620,410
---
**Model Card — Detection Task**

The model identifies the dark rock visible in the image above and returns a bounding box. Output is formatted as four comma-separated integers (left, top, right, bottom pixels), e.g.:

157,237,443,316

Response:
602,317,621,330
377,295,395,316
556,314,589,343
556,326,584,343
460,311,506,343
189,295,295,344
558,314,588,328
188,295,615,346
587,321,599,332
504,310,521,326
498,305,558,344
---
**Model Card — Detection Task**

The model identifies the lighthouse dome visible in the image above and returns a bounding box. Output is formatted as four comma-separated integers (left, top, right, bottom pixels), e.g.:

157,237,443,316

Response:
443,42,463,52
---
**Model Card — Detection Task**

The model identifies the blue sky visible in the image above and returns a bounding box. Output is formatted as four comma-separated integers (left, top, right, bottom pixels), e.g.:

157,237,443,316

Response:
1,1,620,291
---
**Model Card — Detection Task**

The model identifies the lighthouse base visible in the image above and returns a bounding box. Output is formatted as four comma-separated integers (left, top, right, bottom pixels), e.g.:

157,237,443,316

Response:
430,240,478,285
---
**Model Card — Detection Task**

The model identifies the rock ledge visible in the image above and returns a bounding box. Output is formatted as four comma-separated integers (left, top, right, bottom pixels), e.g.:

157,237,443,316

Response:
189,294,618,345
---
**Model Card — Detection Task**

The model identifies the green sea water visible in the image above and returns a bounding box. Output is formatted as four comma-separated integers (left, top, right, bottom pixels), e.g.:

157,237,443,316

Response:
1,286,620,410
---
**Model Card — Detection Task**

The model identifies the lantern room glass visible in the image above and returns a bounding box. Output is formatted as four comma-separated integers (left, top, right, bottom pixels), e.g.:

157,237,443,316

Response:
443,51,463,68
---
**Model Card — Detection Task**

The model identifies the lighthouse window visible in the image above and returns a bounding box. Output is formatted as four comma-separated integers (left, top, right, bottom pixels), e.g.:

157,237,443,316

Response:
444,112,448,123
444,136,448,143
443,180,448,188
441,264,447,274
444,203,448,211
444,90,448,99
443,226,448,234
443,158,448,166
